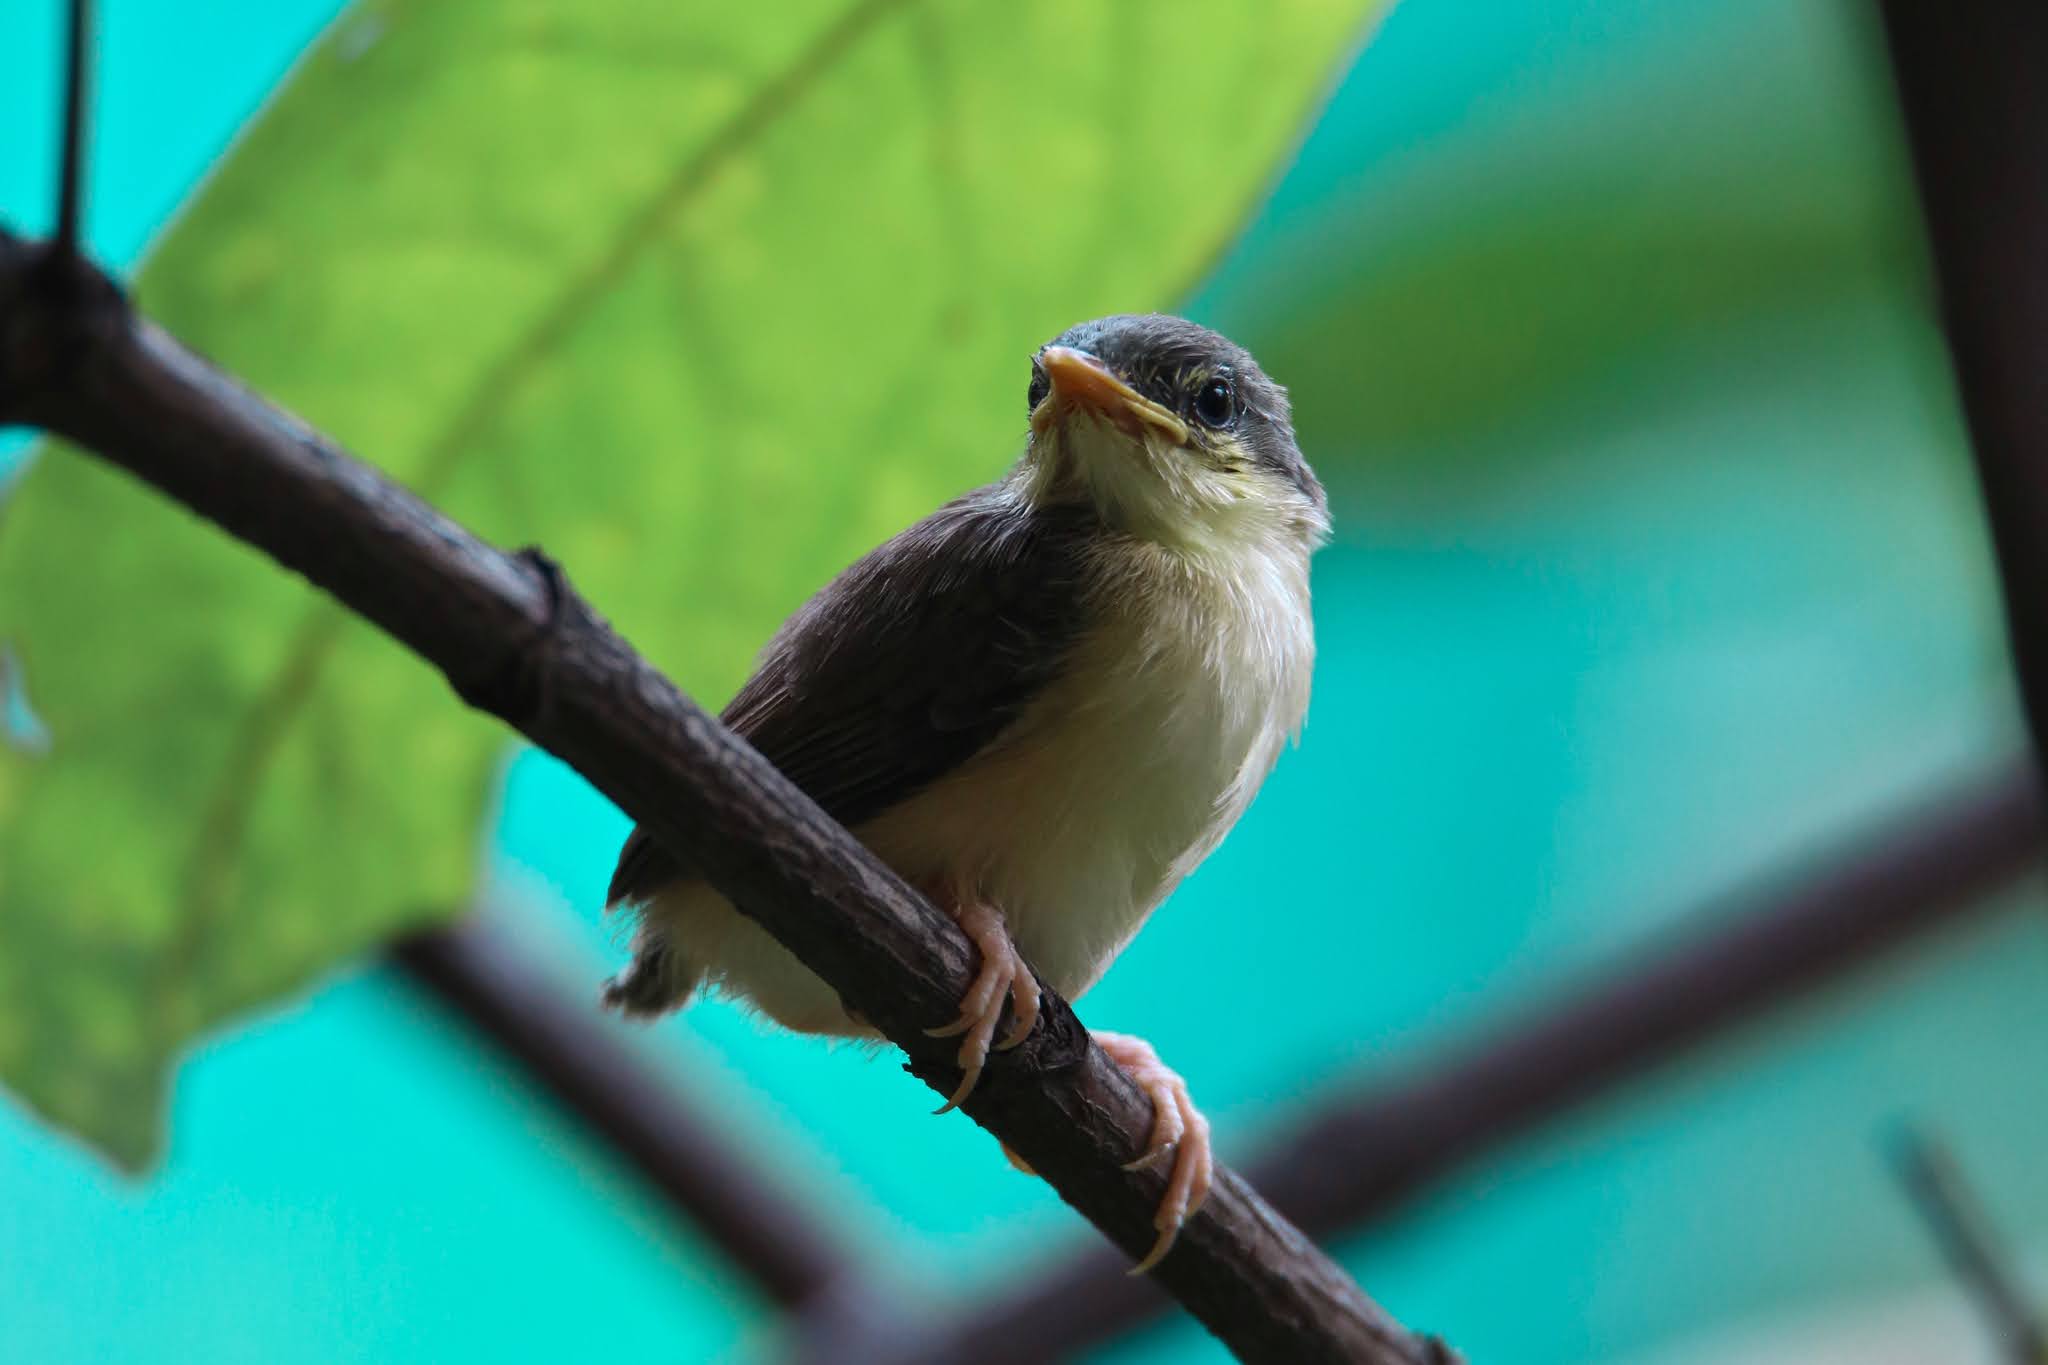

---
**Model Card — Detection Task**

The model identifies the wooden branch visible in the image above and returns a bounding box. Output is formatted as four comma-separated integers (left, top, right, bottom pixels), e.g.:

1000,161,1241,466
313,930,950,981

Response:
897,765,2044,1363
392,919,860,1313
1876,0,2048,765
0,228,1450,1365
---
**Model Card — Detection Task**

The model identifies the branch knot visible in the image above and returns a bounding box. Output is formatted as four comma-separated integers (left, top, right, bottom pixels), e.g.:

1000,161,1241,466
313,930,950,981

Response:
450,544,573,725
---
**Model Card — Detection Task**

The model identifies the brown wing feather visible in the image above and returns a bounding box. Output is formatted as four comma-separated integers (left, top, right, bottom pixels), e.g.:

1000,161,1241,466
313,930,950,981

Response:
605,485,1099,907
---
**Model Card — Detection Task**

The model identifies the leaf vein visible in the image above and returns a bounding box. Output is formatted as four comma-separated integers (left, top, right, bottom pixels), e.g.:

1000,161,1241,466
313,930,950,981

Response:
171,0,921,979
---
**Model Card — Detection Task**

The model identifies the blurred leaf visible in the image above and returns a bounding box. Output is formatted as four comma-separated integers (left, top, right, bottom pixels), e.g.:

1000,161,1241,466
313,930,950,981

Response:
0,0,1379,1164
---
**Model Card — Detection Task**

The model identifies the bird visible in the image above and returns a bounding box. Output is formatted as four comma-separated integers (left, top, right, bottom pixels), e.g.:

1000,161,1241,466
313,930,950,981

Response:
602,313,1327,1272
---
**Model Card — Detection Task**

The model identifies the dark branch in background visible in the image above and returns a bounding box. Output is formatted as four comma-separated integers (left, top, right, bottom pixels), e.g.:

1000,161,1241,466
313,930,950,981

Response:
1888,1126,2048,1365
887,765,2046,1363
392,920,857,1314
1877,1,2048,765
0,229,1447,1365
1878,10,2048,1353
53,0,89,260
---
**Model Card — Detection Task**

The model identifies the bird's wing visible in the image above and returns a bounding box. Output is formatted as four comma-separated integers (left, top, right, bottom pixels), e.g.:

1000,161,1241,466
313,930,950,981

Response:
606,487,1099,906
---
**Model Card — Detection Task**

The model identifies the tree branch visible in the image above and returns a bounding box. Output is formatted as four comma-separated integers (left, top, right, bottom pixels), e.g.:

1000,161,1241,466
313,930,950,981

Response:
0,227,1449,1364
1876,0,2048,767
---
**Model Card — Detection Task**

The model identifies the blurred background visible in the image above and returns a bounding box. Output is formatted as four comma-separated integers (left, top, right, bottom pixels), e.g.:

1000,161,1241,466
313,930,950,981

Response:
2,0,2044,1361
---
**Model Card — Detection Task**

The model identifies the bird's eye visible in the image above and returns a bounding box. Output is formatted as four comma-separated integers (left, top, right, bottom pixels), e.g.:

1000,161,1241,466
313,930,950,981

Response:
1027,363,1050,415
1192,377,1235,429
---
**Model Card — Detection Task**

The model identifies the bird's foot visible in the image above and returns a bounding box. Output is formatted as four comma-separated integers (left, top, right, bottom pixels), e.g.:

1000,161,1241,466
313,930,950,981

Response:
1096,1030,1214,1275
925,899,1041,1113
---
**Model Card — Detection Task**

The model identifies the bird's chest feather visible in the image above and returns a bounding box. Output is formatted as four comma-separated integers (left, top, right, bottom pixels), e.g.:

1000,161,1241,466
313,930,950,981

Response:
859,542,1315,999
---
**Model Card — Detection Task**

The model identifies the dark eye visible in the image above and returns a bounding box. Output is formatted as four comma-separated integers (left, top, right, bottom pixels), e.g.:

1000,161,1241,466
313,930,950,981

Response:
1192,377,1234,428
1027,362,1050,415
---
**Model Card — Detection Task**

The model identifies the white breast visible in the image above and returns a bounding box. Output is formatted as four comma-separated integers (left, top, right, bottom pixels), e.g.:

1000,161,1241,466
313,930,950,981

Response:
859,537,1317,1001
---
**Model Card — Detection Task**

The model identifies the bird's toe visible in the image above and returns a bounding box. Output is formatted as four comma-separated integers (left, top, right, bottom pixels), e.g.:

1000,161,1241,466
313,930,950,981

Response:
927,899,1040,1113
1096,1030,1214,1275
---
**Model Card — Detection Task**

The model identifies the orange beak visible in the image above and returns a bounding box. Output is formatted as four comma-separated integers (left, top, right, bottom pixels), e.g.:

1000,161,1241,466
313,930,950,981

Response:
1032,347,1189,443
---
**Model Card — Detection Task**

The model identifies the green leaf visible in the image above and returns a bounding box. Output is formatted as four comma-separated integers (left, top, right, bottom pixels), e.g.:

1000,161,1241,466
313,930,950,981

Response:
0,0,1380,1165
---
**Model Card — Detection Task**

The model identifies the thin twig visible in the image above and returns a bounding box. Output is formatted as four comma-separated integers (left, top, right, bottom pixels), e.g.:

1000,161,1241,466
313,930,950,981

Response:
1889,1126,2048,1364
54,0,91,260
895,765,2043,1363
0,227,1449,1365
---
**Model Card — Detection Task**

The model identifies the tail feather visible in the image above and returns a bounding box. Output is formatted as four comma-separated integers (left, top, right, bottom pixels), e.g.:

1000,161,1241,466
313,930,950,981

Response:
602,827,702,1017
602,932,702,1017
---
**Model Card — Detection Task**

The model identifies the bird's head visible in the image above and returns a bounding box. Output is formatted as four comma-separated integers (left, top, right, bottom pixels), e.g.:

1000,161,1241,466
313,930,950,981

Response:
1018,314,1327,557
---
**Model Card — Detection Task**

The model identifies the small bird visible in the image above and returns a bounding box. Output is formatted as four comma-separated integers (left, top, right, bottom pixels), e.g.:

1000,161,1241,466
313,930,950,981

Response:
604,313,1327,1272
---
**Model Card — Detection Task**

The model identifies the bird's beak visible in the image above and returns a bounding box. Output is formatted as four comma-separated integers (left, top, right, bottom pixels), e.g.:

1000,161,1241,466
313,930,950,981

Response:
1033,347,1189,444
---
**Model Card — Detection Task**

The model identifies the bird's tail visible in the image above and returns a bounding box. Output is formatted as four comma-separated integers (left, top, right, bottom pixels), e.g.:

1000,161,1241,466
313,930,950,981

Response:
601,824,704,1017
602,928,702,1018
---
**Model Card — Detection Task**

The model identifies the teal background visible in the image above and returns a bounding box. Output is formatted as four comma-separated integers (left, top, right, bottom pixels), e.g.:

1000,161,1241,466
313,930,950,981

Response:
4,2,2044,1362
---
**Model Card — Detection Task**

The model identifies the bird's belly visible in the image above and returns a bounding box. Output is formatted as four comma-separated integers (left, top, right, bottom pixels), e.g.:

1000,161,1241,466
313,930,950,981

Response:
860,606,1301,1001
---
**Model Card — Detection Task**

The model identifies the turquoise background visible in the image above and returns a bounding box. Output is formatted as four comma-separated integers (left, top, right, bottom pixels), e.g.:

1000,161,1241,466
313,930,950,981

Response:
4,1,2045,1362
